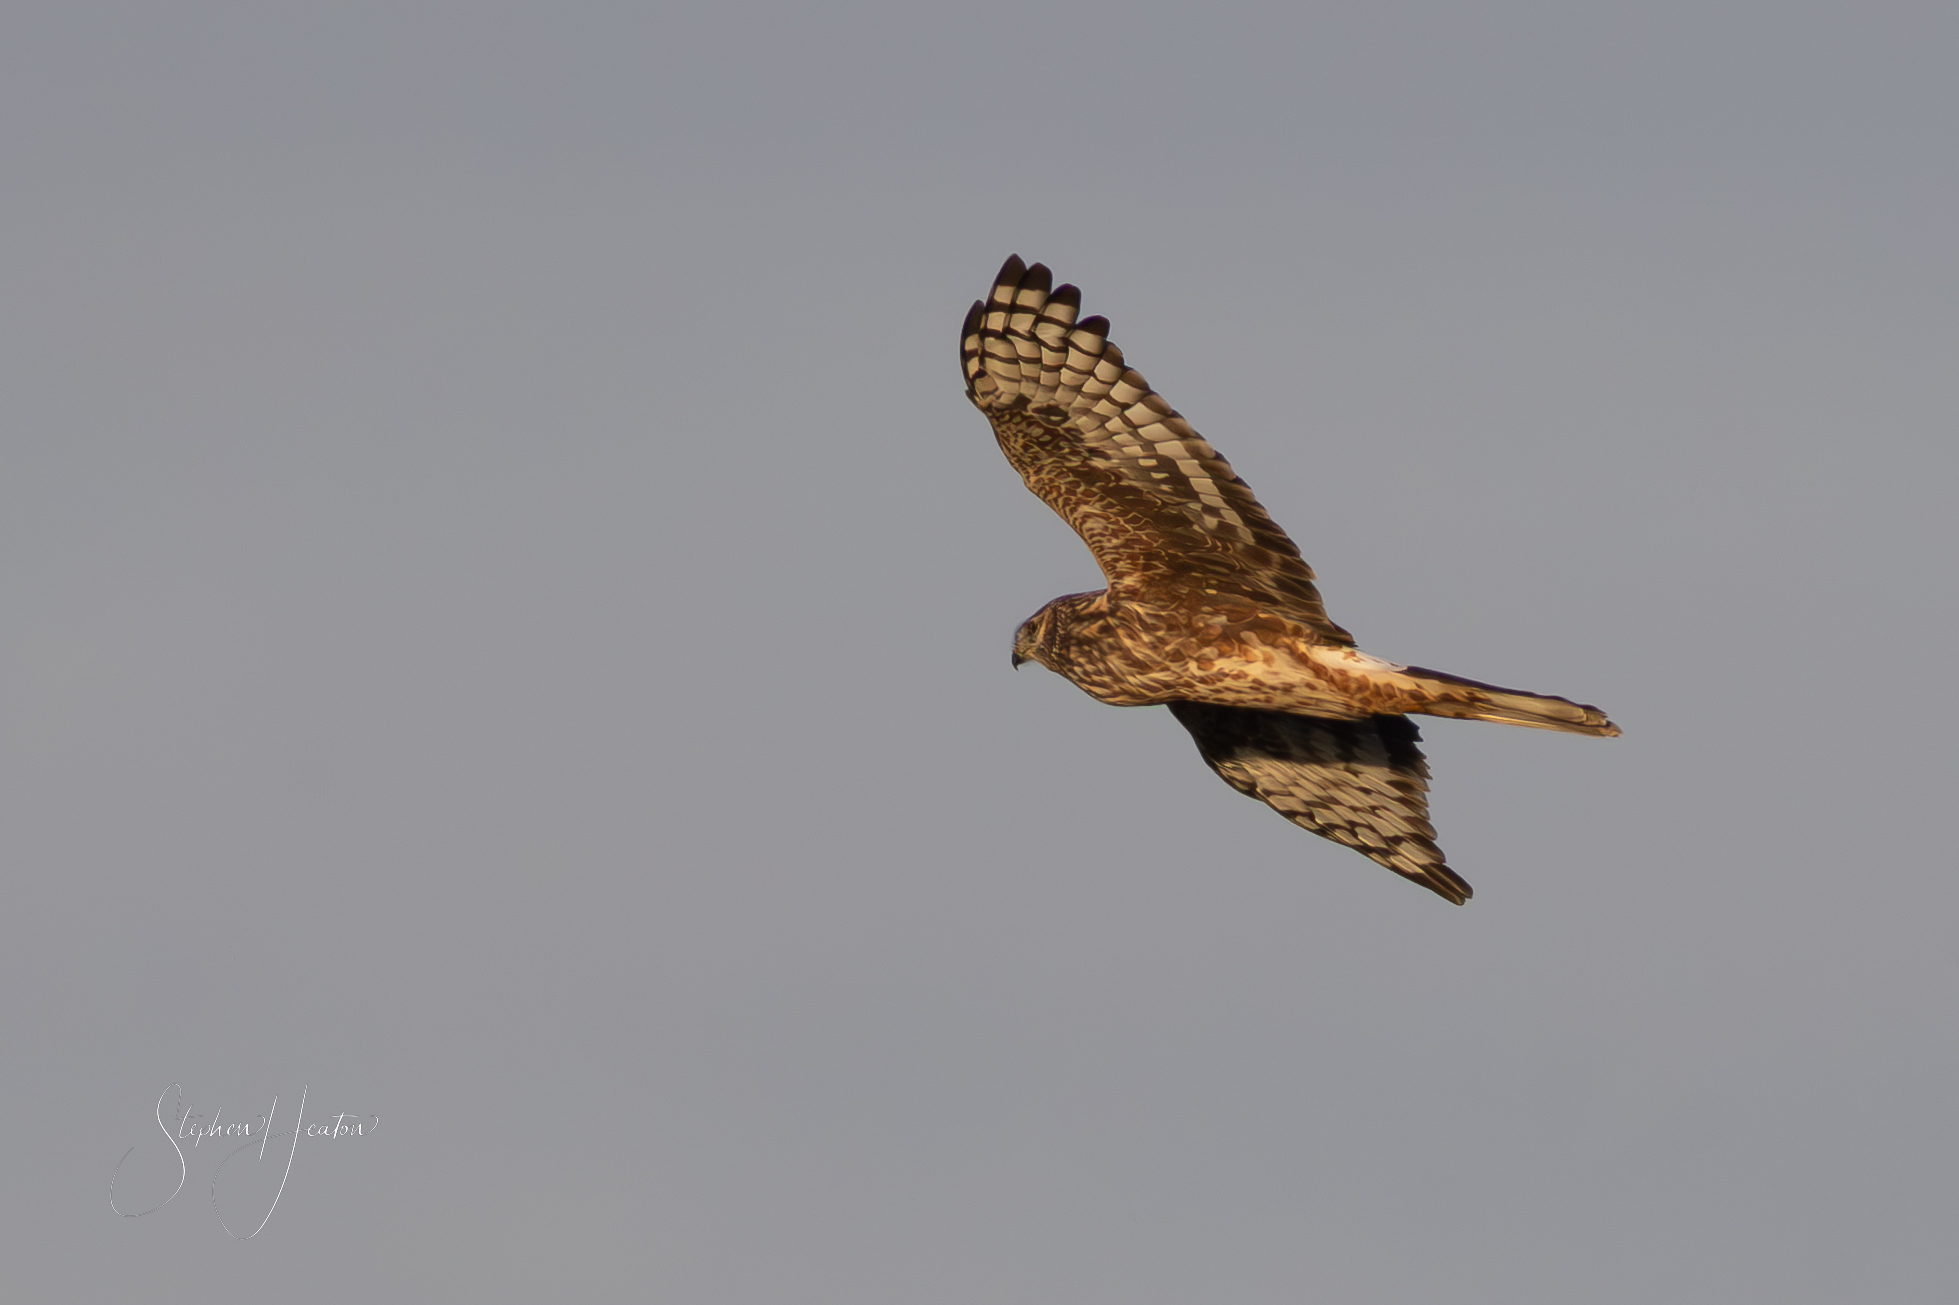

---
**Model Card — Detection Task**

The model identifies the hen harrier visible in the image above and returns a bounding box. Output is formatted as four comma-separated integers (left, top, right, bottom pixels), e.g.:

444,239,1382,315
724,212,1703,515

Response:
962,255,1618,903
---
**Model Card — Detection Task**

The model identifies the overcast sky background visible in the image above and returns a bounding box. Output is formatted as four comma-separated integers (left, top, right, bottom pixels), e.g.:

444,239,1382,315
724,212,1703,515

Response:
5,3,1956,1301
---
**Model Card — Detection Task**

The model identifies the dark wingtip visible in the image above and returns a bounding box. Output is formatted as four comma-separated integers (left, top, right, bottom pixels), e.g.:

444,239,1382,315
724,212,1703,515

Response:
1419,860,1473,904
997,253,1027,283
1394,865,1472,904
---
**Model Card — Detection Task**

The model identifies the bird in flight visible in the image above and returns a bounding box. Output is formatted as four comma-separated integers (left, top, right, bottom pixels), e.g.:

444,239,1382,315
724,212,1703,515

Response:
961,255,1618,903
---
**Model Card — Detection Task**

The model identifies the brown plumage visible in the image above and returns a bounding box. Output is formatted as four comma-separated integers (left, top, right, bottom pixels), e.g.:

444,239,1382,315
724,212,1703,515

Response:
964,255,1618,904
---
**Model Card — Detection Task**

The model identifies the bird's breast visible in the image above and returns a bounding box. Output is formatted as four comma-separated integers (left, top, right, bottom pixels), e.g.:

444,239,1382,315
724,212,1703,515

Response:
1047,600,1361,713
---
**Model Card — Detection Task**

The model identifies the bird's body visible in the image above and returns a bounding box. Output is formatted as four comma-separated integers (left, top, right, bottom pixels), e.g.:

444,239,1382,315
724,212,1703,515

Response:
1018,586,1613,728
964,255,1618,904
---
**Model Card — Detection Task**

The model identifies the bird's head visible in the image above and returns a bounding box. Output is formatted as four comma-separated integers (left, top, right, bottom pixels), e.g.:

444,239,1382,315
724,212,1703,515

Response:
1011,592,1100,672
1010,610,1050,671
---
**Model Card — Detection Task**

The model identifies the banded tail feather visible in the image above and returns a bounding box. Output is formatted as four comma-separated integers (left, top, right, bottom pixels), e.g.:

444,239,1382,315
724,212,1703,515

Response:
1401,666,1621,737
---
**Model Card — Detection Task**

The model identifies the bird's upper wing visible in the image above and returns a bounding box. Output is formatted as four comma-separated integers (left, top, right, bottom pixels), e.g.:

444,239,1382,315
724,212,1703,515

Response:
962,255,1352,642
1166,702,1471,904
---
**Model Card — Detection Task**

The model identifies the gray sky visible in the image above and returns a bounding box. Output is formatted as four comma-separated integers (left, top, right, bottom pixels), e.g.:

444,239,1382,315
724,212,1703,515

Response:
6,3,1956,1301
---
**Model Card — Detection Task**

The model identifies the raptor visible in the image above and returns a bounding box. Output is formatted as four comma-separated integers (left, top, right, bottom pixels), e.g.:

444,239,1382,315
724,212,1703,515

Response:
962,255,1618,903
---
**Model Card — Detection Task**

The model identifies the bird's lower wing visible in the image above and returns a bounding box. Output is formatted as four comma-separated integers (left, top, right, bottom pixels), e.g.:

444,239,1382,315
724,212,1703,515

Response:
1166,702,1472,904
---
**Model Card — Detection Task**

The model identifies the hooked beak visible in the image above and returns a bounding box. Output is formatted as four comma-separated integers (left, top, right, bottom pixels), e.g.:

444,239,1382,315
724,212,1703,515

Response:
1010,650,1025,670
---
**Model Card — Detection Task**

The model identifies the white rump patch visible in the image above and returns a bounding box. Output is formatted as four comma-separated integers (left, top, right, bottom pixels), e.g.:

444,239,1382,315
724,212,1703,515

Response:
1336,648,1409,674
